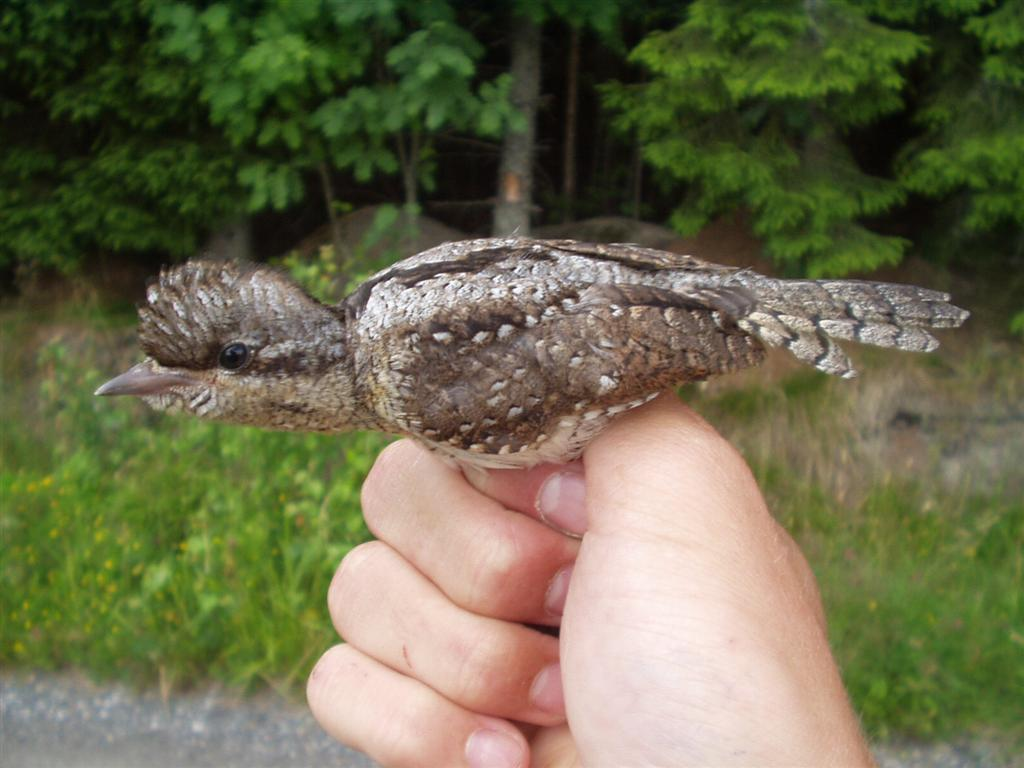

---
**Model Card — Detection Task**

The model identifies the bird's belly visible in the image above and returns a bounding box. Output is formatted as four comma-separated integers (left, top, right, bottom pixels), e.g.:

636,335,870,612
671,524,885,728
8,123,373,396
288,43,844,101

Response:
420,391,660,468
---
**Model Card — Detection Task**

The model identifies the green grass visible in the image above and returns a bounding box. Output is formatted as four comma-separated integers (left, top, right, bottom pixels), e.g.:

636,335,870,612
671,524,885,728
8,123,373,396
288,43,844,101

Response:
1,301,1022,743
687,346,1024,741
751,465,1022,740
1,307,388,691
825,486,1022,740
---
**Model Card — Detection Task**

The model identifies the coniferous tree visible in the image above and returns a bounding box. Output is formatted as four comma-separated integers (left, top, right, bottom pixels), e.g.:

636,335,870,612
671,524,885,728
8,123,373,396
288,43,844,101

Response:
893,0,1024,245
604,1,927,276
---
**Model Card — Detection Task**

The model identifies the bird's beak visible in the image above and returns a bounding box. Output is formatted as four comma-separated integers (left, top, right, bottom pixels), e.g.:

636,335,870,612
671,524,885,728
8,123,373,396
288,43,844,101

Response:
95,361,197,397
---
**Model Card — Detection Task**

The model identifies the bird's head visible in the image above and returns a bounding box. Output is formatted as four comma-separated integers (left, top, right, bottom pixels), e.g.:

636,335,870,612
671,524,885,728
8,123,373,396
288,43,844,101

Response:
97,260,363,432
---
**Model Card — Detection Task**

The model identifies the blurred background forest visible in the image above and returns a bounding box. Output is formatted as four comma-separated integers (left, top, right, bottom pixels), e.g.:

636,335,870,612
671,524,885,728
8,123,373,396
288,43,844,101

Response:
2,0,1022,750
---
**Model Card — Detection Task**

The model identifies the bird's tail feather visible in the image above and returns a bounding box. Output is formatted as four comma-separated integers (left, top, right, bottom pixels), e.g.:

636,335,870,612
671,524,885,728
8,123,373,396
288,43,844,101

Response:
731,275,970,378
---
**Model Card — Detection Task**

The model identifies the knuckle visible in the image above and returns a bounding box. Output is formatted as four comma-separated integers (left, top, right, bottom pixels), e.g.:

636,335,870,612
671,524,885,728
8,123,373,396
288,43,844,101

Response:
328,541,391,631
679,414,730,455
452,631,519,707
359,440,417,534
683,423,755,487
462,531,522,612
374,719,431,768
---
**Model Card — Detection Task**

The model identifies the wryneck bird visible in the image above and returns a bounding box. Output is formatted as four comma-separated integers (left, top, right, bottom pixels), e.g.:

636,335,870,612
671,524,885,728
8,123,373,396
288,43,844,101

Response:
97,238,968,468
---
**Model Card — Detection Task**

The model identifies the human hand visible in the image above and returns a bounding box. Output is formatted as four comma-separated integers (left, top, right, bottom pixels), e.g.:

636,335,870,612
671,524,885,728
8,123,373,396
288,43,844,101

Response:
307,394,874,767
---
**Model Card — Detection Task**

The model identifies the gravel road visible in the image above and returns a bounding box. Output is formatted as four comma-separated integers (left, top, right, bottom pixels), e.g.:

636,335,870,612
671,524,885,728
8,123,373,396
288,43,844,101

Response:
1,671,1014,767
1,671,373,768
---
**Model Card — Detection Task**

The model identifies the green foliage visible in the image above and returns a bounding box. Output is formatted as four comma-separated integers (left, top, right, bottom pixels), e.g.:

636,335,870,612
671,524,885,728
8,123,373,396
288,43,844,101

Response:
605,0,925,276
516,0,623,35
0,312,387,690
895,0,1024,238
605,0,1024,277
1012,309,1024,336
770,465,1023,739
825,486,1022,739
4,0,1022,283
0,0,243,272
690,354,1023,740
1,0,518,272
276,245,345,305
275,204,427,302
153,0,516,211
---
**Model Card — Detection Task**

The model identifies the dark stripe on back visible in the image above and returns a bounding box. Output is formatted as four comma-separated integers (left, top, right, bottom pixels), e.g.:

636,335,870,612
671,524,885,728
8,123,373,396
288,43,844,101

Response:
341,239,723,321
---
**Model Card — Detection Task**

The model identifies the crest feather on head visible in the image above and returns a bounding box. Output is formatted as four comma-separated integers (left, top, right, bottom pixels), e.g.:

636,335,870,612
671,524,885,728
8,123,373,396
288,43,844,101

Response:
138,261,322,369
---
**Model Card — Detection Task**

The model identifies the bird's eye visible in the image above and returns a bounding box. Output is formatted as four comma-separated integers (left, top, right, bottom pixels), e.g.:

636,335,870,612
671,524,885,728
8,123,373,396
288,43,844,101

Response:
218,342,251,371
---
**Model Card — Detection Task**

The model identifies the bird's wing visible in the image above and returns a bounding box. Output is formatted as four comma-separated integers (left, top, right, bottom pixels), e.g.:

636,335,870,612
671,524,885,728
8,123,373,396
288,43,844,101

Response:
357,275,763,457
342,237,733,321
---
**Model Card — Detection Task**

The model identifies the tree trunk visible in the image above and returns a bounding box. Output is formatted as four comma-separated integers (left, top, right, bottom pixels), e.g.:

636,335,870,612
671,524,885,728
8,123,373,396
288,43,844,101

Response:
396,130,420,211
493,16,541,236
631,137,643,220
317,162,348,268
202,216,252,261
396,131,421,250
562,26,580,223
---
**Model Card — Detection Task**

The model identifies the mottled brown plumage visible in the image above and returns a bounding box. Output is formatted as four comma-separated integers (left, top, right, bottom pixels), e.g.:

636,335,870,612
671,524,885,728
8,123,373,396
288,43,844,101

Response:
97,237,969,468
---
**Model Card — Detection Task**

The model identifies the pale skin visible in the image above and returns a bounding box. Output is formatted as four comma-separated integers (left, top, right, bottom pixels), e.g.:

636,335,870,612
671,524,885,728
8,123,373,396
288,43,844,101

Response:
306,395,875,767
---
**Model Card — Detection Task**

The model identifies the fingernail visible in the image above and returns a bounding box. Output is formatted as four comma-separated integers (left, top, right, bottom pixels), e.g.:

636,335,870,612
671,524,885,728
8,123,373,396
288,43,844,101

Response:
466,728,524,768
536,471,587,536
544,565,573,617
529,662,565,715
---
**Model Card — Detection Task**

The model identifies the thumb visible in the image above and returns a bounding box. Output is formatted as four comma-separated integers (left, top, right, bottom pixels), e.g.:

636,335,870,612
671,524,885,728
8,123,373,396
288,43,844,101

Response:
582,392,771,545
465,460,588,537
